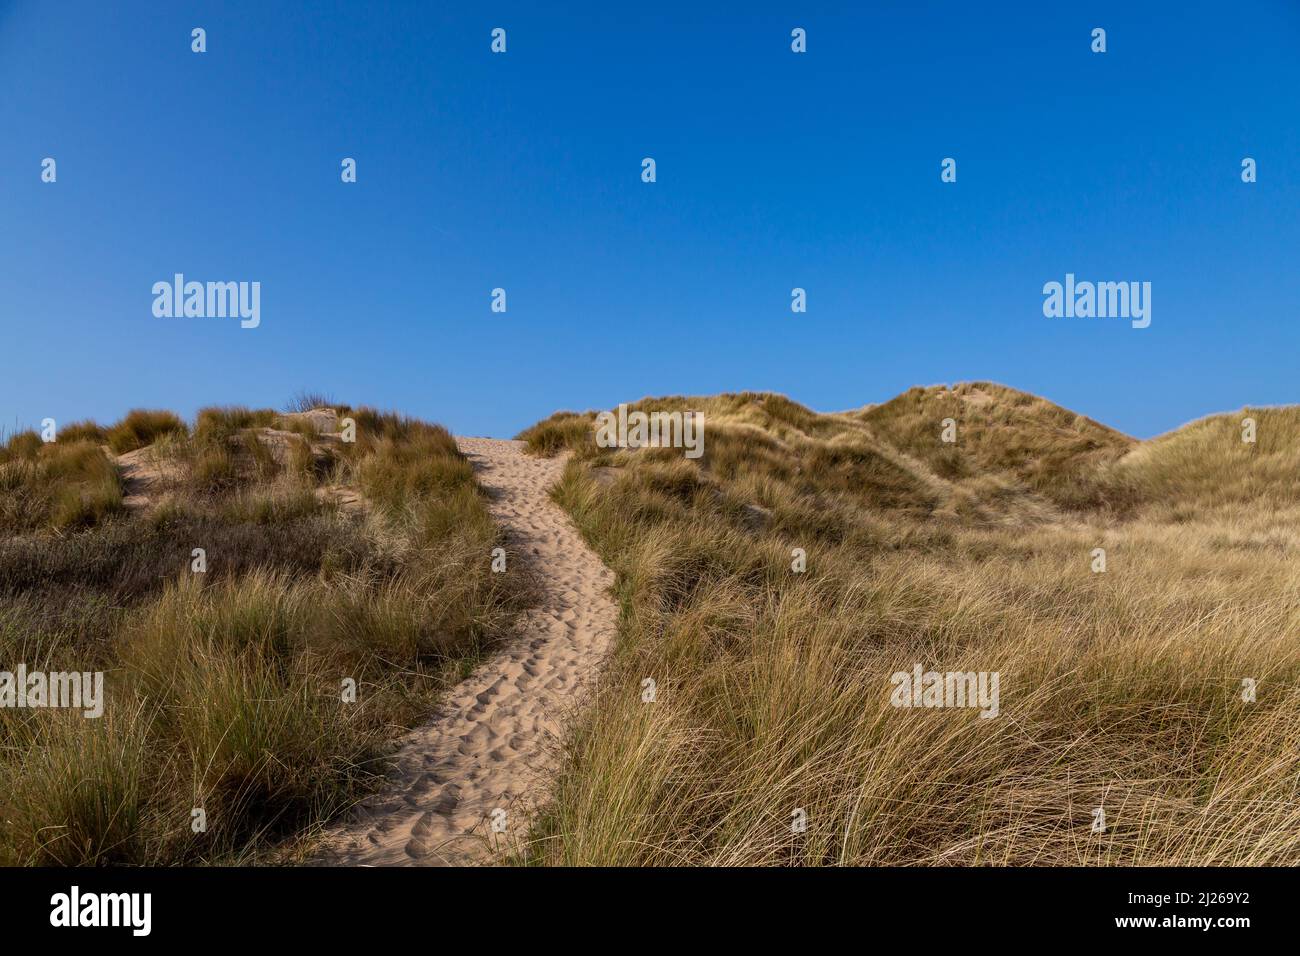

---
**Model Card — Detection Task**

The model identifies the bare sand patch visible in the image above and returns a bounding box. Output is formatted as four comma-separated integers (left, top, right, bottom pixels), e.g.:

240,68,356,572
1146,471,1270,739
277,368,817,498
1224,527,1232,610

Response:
115,444,185,511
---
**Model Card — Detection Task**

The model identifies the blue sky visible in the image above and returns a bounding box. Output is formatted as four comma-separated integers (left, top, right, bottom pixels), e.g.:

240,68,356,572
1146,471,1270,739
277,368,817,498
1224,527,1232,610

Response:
2,1,1297,439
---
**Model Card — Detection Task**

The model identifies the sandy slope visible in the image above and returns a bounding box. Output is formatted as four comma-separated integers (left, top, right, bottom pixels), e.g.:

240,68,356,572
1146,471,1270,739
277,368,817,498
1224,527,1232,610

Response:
116,444,183,511
316,438,618,865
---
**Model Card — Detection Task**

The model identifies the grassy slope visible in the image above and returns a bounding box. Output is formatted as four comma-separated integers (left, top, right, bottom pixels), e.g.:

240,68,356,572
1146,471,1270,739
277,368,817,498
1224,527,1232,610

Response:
855,381,1136,511
1113,405,1300,512
522,384,1300,865
0,405,531,865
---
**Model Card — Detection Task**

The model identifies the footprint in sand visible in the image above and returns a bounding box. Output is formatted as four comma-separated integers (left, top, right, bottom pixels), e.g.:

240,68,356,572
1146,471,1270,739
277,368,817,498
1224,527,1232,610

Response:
314,438,618,866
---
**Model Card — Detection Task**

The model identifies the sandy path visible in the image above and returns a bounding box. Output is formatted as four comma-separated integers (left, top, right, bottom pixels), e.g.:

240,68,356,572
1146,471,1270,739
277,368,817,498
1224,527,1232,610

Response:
316,438,617,865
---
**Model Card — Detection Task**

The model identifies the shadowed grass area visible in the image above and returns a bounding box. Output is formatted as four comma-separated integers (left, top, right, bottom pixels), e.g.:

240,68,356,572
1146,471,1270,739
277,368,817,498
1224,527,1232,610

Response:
0,438,124,531
523,386,1300,866
0,402,533,866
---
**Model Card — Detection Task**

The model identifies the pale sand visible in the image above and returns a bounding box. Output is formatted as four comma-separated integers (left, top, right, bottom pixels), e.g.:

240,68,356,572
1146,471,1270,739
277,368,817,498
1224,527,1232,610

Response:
315,437,618,865
116,444,184,511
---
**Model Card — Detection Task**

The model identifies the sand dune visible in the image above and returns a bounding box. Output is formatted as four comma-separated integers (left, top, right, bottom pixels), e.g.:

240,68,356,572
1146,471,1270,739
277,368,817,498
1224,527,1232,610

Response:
316,438,618,865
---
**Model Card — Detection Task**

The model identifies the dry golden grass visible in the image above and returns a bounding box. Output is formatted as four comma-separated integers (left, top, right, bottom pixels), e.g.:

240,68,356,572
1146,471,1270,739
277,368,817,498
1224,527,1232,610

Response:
1110,405,1300,511
6,384,1295,868
525,385,1300,865
106,409,188,454
0,403,532,865
0,436,124,531
856,382,1135,511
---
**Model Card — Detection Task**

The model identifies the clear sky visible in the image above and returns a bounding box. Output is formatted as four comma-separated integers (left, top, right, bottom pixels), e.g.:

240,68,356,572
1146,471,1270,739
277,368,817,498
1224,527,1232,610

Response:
2,1,1297,439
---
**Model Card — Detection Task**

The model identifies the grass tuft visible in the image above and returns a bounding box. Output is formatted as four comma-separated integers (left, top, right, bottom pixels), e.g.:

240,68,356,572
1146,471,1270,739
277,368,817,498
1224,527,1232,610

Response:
107,409,187,454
